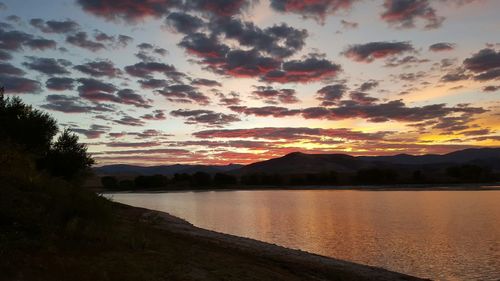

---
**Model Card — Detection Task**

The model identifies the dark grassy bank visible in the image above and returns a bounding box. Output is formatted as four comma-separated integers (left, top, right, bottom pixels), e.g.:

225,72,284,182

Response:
0,151,423,281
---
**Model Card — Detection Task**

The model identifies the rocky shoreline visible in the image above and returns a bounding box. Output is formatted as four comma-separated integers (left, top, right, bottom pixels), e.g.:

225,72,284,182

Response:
121,203,426,280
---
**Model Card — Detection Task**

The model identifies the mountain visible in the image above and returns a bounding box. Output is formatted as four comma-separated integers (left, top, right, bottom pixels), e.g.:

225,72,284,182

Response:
233,152,368,175
94,148,500,176
234,148,500,175
94,164,243,176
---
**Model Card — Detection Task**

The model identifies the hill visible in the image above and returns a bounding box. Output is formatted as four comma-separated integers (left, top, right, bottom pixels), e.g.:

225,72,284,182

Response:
234,148,500,175
94,163,243,176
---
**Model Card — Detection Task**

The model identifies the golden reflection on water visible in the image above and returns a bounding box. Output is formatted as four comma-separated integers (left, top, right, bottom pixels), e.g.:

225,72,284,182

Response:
109,190,500,280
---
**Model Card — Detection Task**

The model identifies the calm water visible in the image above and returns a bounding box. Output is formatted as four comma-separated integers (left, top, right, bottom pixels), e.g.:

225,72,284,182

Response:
107,190,500,280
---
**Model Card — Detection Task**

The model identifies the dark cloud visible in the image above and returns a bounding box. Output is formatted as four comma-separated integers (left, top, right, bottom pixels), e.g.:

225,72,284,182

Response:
302,100,486,123
217,91,242,106
29,18,80,34
41,94,114,113
178,31,229,61
316,84,346,106
45,77,75,91
462,48,500,81
0,62,25,76
118,35,133,47
348,91,379,105
0,27,56,51
105,141,160,148
384,55,429,67
138,43,154,50
156,84,210,105
141,109,166,120
440,69,470,82
381,0,444,29
138,78,169,89
77,77,117,100
269,0,358,23
229,100,486,124
185,0,255,18
464,48,500,72
341,19,359,29
0,28,33,50
474,68,500,81
113,115,146,126
166,12,204,34
24,39,57,50
193,127,388,141
76,0,253,22
74,60,121,77
210,18,308,58
482,85,499,92
399,71,426,81
116,89,151,108
220,49,279,78
191,78,221,87
0,50,12,61
343,41,414,63
76,79,151,108
263,54,341,83
170,109,240,126
71,124,110,139
358,80,379,91
94,31,133,48
252,86,299,104
6,15,21,24
229,105,301,117
76,0,177,21
124,61,178,79
0,74,41,94
429,42,455,52
22,56,71,76
66,32,106,51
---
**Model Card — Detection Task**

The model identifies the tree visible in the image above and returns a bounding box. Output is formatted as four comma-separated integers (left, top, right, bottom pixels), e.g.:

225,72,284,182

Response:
213,173,237,186
101,176,118,189
42,129,94,181
192,171,212,186
0,91,58,157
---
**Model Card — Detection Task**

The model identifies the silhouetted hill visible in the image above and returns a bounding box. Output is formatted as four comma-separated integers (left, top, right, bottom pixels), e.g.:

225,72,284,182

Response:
234,152,367,175
94,163,243,176
234,148,500,175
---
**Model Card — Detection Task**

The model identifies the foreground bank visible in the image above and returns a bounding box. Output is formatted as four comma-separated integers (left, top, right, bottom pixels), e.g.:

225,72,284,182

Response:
3,199,424,281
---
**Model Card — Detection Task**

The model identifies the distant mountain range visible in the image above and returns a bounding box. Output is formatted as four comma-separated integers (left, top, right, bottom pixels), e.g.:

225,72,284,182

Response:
94,164,243,176
95,148,500,176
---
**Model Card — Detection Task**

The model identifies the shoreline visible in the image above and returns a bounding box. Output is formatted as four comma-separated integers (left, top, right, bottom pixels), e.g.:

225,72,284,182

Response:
98,182,500,194
117,202,426,280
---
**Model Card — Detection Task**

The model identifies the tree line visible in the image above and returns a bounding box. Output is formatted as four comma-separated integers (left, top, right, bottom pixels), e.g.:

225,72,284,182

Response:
101,164,497,190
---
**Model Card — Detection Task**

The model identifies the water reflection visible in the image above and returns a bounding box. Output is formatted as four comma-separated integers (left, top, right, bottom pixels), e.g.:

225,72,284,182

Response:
108,190,500,280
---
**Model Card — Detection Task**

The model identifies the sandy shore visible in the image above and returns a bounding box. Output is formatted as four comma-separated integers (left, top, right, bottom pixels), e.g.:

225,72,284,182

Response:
120,203,426,281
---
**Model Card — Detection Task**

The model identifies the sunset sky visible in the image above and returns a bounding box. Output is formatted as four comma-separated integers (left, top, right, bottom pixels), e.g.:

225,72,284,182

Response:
1,0,499,165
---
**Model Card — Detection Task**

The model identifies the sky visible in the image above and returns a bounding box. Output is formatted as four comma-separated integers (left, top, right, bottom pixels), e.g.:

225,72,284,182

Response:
0,0,499,166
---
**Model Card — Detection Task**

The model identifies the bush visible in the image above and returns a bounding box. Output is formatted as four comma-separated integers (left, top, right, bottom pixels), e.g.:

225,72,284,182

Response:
101,176,119,189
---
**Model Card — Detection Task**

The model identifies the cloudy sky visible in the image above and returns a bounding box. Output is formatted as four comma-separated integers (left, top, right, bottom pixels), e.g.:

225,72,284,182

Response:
1,0,499,166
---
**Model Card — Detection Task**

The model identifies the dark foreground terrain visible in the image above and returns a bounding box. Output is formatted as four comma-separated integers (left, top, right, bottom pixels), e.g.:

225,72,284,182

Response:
2,201,423,281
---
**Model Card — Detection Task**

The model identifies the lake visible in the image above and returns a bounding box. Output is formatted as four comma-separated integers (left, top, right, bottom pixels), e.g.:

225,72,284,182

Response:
107,189,500,280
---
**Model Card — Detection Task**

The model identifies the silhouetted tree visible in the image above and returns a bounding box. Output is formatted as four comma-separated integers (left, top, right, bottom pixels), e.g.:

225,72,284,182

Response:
119,179,135,189
0,92,58,157
213,173,237,186
1,92,93,182
192,171,212,186
355,168,399,184
446,164,489,182
42,129,95,181
101,176,118,189
134,174,168,188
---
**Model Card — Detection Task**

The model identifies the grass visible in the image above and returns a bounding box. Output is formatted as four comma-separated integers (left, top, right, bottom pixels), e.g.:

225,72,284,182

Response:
0,148,421,281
